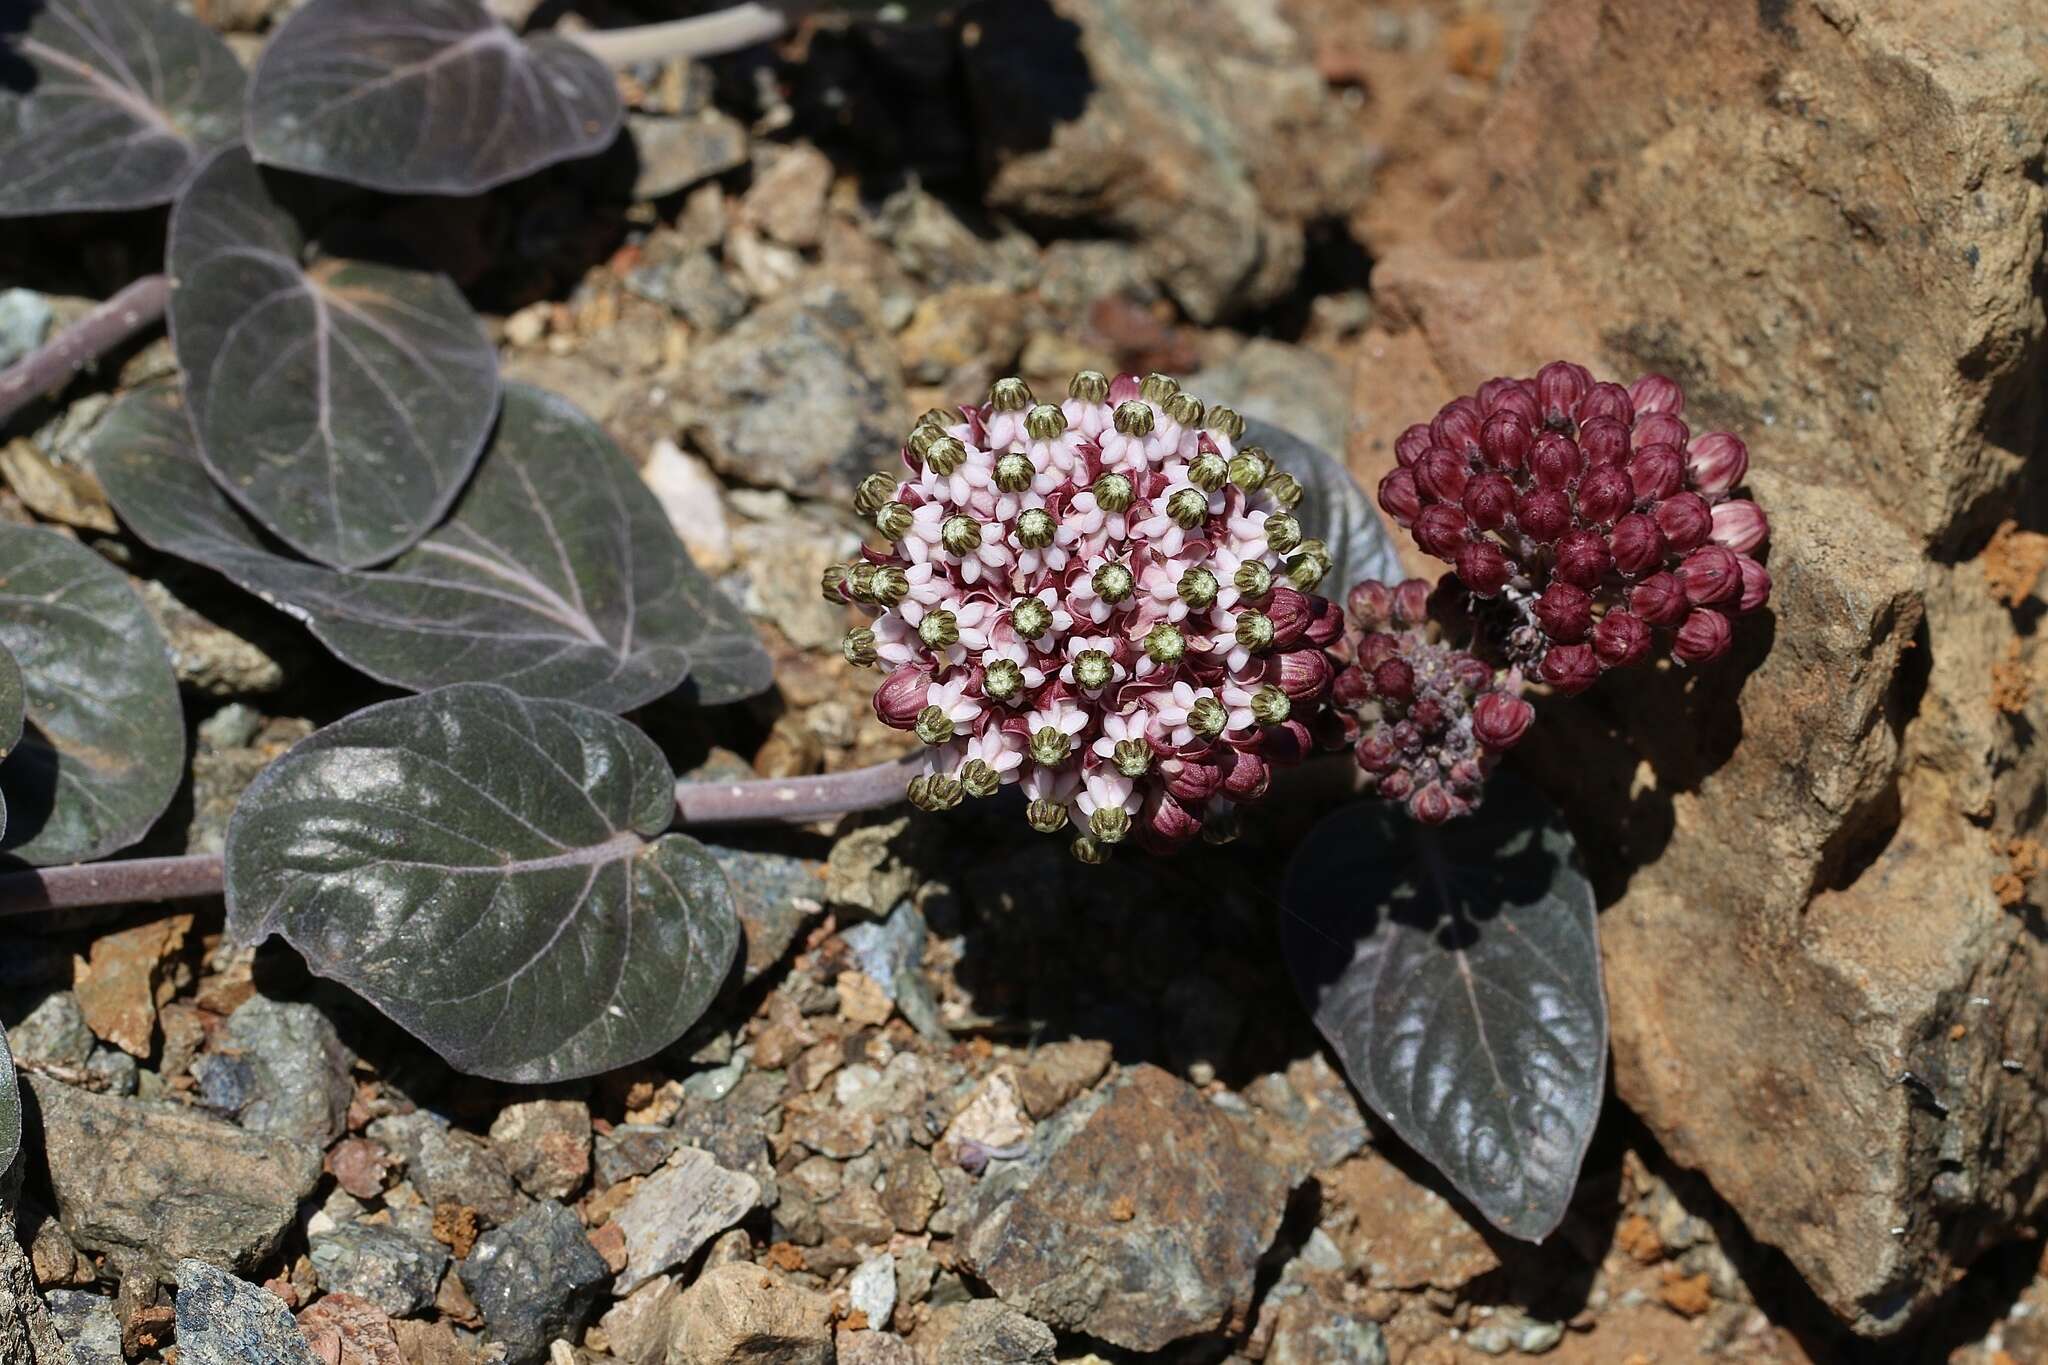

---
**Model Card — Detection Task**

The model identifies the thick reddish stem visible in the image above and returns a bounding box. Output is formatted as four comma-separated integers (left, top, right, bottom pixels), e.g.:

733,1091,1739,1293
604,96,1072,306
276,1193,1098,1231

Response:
0,275,169,430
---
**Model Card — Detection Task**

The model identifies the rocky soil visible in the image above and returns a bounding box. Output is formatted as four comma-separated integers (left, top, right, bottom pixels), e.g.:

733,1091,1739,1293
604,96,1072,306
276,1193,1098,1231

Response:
4,1,2048,1363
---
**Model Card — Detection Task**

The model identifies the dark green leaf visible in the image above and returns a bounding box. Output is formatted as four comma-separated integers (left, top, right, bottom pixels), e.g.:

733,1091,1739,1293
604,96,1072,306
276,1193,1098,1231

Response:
0,0,246,216
0,525,183,867
0,642,21,843
93,385,771,709
224,684,741,1081
247,0,622,195
1246,417,1405,594
1280,776,1606,1241
0,1020,18,1181
167,146,500,569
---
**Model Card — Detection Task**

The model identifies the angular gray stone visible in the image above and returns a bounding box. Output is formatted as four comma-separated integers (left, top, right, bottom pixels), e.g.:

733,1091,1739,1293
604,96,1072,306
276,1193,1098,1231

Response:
202,998,353,1147
306,1222,448,1318
595,1124,683,1189
629,110,749,200
847,1254,896,1330
4,993,92,1069
172,1260,316,1365
457,1201,610,1365
923,1300,1056,1365
709,846,827,987
43,1289,119,1365
488,1100,591,1202
612,1146,760,1294
26,1075,321,1277
366,1111,526,1225
0,289,52,370
0,1232,70,1365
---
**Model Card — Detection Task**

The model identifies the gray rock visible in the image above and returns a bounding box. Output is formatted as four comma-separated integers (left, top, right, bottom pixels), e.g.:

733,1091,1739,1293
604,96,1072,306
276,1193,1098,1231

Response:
674,1085,778,1210
598,1275,680,1365
612,1146,760,1295
43,1289,120,1365
488,1100,591,1202
0,289,52,370
628,250,751,334
923,1299,1056,1365
0,1232,70,1365
205,998,354,1147
681,280,907,501
5,993,92,1069
82,1048,135,1098
840,903,944,1041
367,1111,526,1226
26,1075,322,1277
172,1259,317,1365
872,186,1041,292
846,1254,896,1330
306,1222,448,1318
457,1201,611,1365
1190,339,1348,463
709,846,828,986
629,111,749,200
595,1124,683,1188
1267,1293,1388,1365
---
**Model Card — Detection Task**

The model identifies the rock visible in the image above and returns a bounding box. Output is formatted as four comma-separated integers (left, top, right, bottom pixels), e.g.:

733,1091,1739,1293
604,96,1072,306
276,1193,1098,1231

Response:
596,1125,684,1189
141,579,293,699
44,1289,120,1365
296,1293,404,1365
786,1106,876,1161
1344,0,2048,1334
836,971,894,1028
871,186,1041,293
940,1067,1030,1155
847,1254,897,1331
597,1276,679,1365
27,1075,322,1276
834,1328,915,1365
172,1260,317,1365
3,992,93,1069
611,1146,761,1294
307,1223,448,1318
1190,339,1348,460
628,250,750,335
742,145,834,250
628,111,749,200
961,0,1369,321
1323,1150,1500,1292
680,280,908,501
707,846,828,986
487,1101,591,1203
72,914,192,1059
366,1113,526,1227
0,288,51,368
1266,1292,1388,1365
643,440,734,575
387,1319,477,1365
0,440,116,533
878,1148,944,1235
666,1263,831,1365
202,997,354,1147
957,1064,1292,1351
915,1300,1056,1365
894,285,1026,387
0,1231,69,1365
841,903,945,1042
457,1202,611,1365
1014,1039,1112,1120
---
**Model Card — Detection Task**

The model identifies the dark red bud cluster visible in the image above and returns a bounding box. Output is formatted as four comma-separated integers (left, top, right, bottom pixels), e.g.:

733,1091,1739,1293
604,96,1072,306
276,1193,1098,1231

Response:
1378,363,1772,690
1335,578,1533,825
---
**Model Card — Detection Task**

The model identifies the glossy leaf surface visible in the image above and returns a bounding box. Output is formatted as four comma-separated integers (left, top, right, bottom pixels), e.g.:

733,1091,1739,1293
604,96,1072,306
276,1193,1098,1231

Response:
0,525,183,866
0,1021,16,1180
1247,417,1405,595
1281,776,1606,1241
93,385,770,709
246,0,621,195
224,684,741,1081
168,146,500,569
0,0,246,215
0,642,20,842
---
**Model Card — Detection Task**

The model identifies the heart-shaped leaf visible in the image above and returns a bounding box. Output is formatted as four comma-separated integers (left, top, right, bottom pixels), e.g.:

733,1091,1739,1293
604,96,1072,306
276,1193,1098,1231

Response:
93,385,771,709
0,642,22,843
247,0,622,195
0,525,184,867
1280,775,1606,1241
1,1020,19,1182
168,146,500,569
224,683,741,1081
0,0,246,216
1246,417,1405,595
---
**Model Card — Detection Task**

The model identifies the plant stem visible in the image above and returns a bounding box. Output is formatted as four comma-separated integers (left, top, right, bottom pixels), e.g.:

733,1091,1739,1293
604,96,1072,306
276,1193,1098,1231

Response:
567,4,787,67
0,755,917,917
0,274,169,431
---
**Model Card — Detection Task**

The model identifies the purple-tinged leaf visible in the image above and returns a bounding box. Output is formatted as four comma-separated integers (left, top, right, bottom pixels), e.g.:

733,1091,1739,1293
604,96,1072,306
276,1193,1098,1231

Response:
0,1021,17,1181
224,684,741,1082
91,383,771,710
0,0,245,216
167,146,500,569
246,0,622,195
1280,774,1606,1241
0,524,183,867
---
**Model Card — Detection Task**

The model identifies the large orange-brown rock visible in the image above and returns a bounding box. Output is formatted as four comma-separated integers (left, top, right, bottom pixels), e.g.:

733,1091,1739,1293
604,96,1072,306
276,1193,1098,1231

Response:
1346,0,2048,1335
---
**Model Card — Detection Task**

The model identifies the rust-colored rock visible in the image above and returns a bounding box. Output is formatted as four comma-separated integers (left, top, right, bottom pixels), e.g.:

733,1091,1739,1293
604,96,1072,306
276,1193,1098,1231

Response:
72,913,192,1058
1345,0,2048,1336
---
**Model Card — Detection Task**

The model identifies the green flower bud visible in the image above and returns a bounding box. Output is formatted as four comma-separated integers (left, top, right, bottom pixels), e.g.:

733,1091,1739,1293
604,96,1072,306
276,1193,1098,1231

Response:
1070,834,1111,865
1251,684,1291,726
1025,403,1067,441
1163,391,1205,429
1235,610,1275,654
1233,560,1272,601
960,759,1001,798
995,452,1034,492
842,627,877,667
1015,507,1056,550
1177,566,1219,610
875,501,914,540
871,564,909,606
907,773,963,812
941,514,983,556
907,424,944,462
1264,470,1304,508
853,473,896,517
1139,372,1180,405
988,376,1034,411
821,562,849,602
1092,472,1134,513
1229,446,1274,491
1187,451,1229,492
1143,623,1186,666
983,657,1024,701
1011,596,1053,640
926,435,969,477
1111,738,1152,778
1068,369,1109,403
1030,725,1073,767
1027,799,1070,834
919,609,958,649
845,561,879,603
1263,513,1302,555
1091,562,1134,605
1089,806,1131,844
917,407,955,431
1286,540,1332,589
1072,649,1114,690
1113,400,1155,437
1205,404,1245,442
1167,487,1209,529
1189,696,1228,739
915,704,955,746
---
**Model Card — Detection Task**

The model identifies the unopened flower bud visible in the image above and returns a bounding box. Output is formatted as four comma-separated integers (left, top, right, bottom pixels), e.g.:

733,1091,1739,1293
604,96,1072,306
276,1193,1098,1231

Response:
989,376,1033,411
1263,513,1303,556
1024,403,1067,441
1579,381,1634,426
1709,499,1769,553
1205,404,1245,441
1072,649,1114,690
1189,696,1228,739
1188,451,1229,492
1068,369,1109,403
1027,798,1070,833
1608,513,1666,576
1015,507,1056,549
1305,593,1345,647
1348,579,1393,627
1137,371,1179,404
1481,413,1533,470
1472,692,1535,749
1417,448,1470,502
1377,468,1423,525
1634,412,1690,452
1736,556,1772,613
941,514,983,556
1011,595,1053,640
821,562,850,602
1144,622,1186,665
1534,582,1594,642
842,626,877,667
1529,432,1582,490
1629,444,1687,502
1514,489,1570,543
1222,748,1272,801
1164,392,1205,428
1654,492,1712,552
1539,643,1602,693
925,435,968,476
1373,657,1416,702
1228,446,1274,491
1592,609,1652,669
1410,783,1456,825
1251,684,1291,726
1463,473,1516,531
1233,560,1273,601
1554,529,1614,588
875,501,914,539
854,473,895,517
1092,472,1134,512
960,759,1001,798
845,560,878,603
1272,646,1333,700
1672,607,1733,664
995,452,1034,492
1537,360,1590,428
1235,611,1275,654
1577,416,1630,466
874,665,929,728
1687,431,1749,495
915,407,955,432
1433,401,1484,458
1678,545,1742,605
1163,755,1223,802
918,609,959,649
1455,539,1511,595
1162,487,1207,529
1070,834,1111,864
1391,578,1432,626
1628,571,1689,626
1030,725,1073,767
1395,423,1433,468
871,564,909,605
1144,792,1202,845
1574,465,1634,525
907,774,962,811
1628,373,1684,417
1092,562,1134,604
1112,739,1152,778
1113,400,1155,436
1264,471,1304,508
915,704,955,745
1177,566,1219,610
984,657,1024,700
1089,806,1132,844
1265,585,1313,647
907,425,944,462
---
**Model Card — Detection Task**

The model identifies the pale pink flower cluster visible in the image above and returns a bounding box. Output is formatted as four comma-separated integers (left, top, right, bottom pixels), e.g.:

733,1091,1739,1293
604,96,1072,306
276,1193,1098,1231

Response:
832,371,1344,859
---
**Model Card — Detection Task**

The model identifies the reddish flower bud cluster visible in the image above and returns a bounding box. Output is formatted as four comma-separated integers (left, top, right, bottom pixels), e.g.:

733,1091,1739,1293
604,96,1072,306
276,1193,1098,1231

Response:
1377,363,1771,693
1334,578,1533,824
